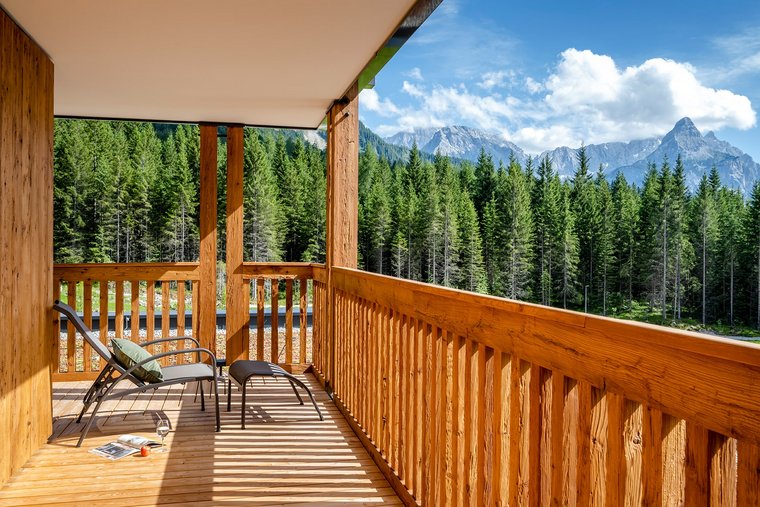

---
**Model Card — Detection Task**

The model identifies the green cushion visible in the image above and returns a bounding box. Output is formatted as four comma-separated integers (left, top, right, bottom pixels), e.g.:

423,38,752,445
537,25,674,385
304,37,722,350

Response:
111,338,164,383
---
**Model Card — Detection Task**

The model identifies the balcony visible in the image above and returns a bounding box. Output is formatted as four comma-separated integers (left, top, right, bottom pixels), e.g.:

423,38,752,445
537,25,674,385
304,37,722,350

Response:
3,261,760,505
3,0,760,505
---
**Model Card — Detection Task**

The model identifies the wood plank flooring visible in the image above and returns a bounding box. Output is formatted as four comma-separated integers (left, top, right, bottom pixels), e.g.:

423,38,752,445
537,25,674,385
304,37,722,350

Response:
0,374,400,506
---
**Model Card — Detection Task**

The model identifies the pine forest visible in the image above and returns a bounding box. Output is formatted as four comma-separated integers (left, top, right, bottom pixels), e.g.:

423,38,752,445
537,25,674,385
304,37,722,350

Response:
53,120,760,331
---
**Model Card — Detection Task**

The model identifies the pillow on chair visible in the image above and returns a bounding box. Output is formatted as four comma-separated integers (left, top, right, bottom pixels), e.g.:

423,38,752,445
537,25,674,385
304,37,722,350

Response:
111,338,164,383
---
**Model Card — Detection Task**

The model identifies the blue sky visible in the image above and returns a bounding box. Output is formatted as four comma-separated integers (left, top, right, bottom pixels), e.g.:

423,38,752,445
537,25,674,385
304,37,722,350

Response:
360,0,760,160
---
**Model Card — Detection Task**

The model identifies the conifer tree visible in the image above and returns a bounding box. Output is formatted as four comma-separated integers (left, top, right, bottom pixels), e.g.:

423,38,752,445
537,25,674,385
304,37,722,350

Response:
691,173,719,324
594,166,615,315
555,182,580,308
611,172,639,312
490,158,534,299
571,144,598,310
456,191,485,292
532,155,560,306
435,153,460,286
745,182,760,329
243,129,282,262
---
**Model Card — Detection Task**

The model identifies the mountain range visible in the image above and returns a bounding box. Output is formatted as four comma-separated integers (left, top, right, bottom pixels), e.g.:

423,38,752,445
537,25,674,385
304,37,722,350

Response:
380,117,759,194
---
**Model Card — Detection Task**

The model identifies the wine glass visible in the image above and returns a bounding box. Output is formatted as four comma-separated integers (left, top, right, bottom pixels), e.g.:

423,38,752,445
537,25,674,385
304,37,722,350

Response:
156,417,170,453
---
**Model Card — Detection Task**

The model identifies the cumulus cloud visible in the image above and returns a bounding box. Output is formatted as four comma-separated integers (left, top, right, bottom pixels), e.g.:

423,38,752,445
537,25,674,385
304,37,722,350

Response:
373,48,756,153
478,70,511,90
405,67,424,81
359,89,400,117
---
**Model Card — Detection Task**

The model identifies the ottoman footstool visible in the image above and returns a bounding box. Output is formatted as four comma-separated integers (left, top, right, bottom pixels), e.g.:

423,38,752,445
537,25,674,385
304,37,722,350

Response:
226,360,324,429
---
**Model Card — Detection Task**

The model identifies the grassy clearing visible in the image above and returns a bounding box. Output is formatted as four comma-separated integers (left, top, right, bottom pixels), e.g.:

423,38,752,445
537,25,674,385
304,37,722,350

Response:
607,300,760,338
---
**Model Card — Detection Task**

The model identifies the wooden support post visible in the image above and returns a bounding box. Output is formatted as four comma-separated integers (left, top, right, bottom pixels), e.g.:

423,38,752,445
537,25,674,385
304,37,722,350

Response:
325,81,359,386
199,125,218,359
225,125,245,363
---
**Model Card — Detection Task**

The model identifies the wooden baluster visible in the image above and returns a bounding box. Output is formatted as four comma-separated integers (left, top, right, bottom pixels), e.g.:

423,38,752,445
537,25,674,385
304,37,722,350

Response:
161,281,170,366
285,279,293,365
662,415,686,507
99,281,108,360
623,400,644,507
422,322,433,504
83,281,92,371
562,378,579,506
539,367,553,505
435,329,447,505
456,336,468,505
130,281,139,343
577,380,593,506
53,281,60,374
66,282,76,372
709,433,736,507
606,392,626,507
737,441,760,505
114,280,124,339
550,371,566,506
589,386,608,507
466,339,479,506
191,280,199,341
146,282,155,355
176,281,185,364
642,405,663,506
444,332,459,505
256,278,265,361
299,277,307,364
527,363,541,507
508,357,528,506
684,423,709,506
271,279,279,364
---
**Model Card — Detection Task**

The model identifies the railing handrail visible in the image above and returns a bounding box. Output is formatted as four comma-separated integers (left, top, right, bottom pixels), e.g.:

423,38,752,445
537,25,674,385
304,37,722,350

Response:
331,266,760,445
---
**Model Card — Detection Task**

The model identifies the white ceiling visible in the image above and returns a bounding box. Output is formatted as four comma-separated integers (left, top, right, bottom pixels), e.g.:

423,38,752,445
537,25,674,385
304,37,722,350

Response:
1,0,417,128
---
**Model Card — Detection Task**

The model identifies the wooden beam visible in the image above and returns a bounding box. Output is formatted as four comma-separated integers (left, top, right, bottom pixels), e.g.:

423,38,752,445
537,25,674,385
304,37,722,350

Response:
325,81,359,386
225,125,245,362
199,125,218,358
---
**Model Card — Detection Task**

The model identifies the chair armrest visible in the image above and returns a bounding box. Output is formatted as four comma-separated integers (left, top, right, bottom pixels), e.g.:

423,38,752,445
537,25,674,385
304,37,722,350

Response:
140,336,201,348
122,348,218,379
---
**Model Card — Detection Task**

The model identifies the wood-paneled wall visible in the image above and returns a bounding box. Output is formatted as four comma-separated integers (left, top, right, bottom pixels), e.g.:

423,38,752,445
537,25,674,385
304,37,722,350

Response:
0,7,54,486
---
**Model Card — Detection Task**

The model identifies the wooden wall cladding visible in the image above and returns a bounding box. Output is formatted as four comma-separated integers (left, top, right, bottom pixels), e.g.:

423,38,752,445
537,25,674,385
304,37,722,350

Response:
0,7,55,486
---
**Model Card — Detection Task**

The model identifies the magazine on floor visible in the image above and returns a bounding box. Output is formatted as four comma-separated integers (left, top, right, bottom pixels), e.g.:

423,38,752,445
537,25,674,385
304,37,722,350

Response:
90,434,161,460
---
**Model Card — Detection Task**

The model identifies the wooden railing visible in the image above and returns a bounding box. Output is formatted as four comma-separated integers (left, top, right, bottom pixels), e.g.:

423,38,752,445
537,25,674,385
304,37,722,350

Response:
313,266,760,506
53,262,328,381
240,262,325,369
53,263,201,381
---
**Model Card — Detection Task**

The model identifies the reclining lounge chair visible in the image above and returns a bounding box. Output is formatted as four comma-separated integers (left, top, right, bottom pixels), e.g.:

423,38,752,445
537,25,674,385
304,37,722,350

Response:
53,300,220,447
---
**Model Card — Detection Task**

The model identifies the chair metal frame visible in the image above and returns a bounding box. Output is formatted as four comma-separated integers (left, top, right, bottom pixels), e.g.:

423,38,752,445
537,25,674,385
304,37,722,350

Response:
53,300,221,447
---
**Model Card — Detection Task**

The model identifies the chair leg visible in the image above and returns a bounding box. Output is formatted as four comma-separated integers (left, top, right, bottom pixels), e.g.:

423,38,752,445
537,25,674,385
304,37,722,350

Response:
213,376,221,432
287,379,304,405
75,400,92,423
226,378,232,412
77,395,107,447
289,377,323,421
241,382,247,430
200,381,205,412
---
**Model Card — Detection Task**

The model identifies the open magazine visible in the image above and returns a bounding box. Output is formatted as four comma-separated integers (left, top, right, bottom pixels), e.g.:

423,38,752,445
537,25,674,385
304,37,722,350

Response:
90,434,161,460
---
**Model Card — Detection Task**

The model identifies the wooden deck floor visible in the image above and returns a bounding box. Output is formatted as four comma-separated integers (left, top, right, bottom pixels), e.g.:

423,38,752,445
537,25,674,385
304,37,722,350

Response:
0,373,400,506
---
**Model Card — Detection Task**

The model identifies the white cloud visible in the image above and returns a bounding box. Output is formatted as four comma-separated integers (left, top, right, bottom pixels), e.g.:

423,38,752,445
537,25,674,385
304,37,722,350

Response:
359,89,399,117
372,48,756,153
525,77,543,94
405,67,424,81
402,81,425,98
478,71,509,90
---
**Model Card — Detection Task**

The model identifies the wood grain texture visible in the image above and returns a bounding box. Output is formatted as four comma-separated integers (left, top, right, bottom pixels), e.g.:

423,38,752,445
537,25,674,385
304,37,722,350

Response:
199,125,218,356
55,263,200,282
331,267,760,444
225,125,245,363
0,7,54,485
0,376,402,505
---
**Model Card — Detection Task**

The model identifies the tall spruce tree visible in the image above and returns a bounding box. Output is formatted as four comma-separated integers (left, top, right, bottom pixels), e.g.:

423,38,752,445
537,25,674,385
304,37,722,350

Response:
243,129,282,262
571,144,598,311
532,155,560,306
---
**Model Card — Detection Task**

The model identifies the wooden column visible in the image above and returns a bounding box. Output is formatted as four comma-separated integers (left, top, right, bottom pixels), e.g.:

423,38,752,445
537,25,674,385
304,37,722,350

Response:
0,8,54,486
326,82,359,386
199,125,218,358
225,125,246,362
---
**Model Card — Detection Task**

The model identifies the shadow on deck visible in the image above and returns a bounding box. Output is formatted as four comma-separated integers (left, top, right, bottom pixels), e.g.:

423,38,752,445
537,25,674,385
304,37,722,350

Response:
0,374,400,506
